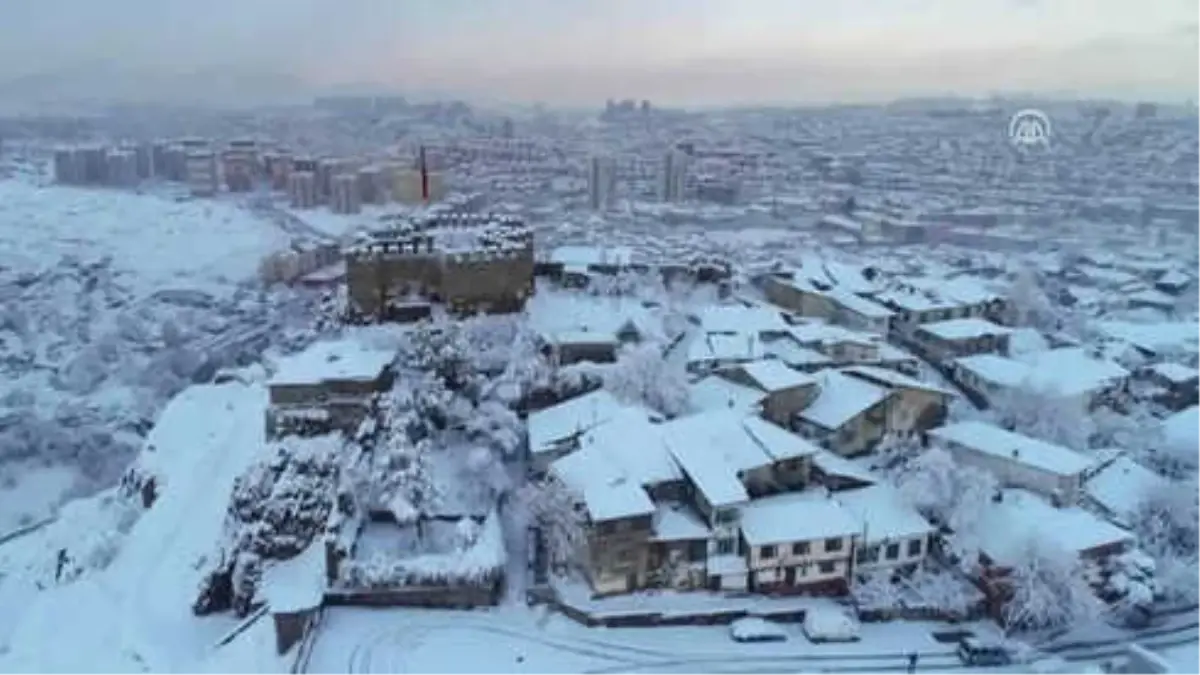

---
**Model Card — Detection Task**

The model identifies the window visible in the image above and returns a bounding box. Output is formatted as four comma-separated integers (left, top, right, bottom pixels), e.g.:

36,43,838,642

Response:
907,538,923,557
715,509,738,525
824,537,844,552
886,543,901,560
818,560,836,574
688,540,707,562
856,545,879,564
761,545,777,560
716,538,735,555
792,542,810,556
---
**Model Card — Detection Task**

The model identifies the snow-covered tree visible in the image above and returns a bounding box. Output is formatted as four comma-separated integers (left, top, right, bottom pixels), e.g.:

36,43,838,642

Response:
1006,265,1058,330
594,343,690,417
516,475,588,570
1002,537,1103,632
893,447,997,564
1131,477,1199,602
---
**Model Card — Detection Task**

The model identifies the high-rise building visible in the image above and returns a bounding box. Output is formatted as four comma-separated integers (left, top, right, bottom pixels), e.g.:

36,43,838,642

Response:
53,148,81,184
185,150,218,197
288,171,317,209
659,150,688,203
331,174,362,215
223,140,258,192
587,156,616,211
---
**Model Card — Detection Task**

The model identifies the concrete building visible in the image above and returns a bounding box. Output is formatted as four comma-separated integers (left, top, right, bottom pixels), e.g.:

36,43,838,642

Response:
331,173,362,215
53,148,81,184
185,150,219,197
660,150,688,203
288,171,318,209
105,149,138,187
222,140,258,192
344,212,534,320
587,155,616,211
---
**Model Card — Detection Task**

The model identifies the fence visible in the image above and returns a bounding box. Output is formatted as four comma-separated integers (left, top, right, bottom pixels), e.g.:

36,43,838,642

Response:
324,579,502,609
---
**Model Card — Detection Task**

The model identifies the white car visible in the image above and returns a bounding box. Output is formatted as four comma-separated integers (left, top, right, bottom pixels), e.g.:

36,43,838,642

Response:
730,617,788,643
802,607,861,643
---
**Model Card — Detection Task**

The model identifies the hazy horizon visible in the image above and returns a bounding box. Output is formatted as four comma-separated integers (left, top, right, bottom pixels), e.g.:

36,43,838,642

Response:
1,0,1196,107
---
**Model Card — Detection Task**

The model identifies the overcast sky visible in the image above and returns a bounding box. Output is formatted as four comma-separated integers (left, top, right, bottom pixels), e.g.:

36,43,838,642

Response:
0,0,1196,105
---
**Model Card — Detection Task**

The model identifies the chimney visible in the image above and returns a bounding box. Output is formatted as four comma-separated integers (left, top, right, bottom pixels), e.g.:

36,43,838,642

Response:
1011,448,1020,459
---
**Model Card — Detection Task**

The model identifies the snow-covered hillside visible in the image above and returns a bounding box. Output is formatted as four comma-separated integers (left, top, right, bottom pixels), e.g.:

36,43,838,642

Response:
0,175,309,531
0,378,273,672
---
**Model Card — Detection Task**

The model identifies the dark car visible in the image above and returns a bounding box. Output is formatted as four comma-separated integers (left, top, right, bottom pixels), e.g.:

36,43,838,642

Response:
957,637,1012,667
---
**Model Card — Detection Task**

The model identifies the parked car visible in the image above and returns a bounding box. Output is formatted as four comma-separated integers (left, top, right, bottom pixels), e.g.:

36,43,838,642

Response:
730,617,788,643
802,607,861,643
957,637,1012,667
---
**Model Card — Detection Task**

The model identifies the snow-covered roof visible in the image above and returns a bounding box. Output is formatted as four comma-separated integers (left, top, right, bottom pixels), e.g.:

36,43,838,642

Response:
978,490,1134,566
1161,405,1199,462
549,448,655,522
811,450,878,485
549,244,634,267
697,304,788,335
688,333,766,365
260,541,326,613
918,317,1012,342
527,389,637,456
956,348,1129,399
527,291,658,342
579,410,682,486
688,376,766,414
734,359,818,392
742,415,821,461
929,420,1092,477
661,411,784,507
651,504,712,542
762,338,833,367
823,286,894,319
1096,320,1199,356
840,365,956,397
798,371,891,430
740,491,860,546
1150,362,1198,384
268,339,395,386
834,485,934,544
1085,456,1168,521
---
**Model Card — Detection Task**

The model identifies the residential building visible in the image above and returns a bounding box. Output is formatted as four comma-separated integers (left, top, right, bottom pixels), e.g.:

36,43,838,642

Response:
927,420,1093,505
264,339,396,438
794,370,892,456
841,366,955,437
659,149,688,203
527,390,648,472
836,484,935,572
954,347,1130,409
288,171,318,209
344,212,534,319
331,173,362,215
911,318,1013,362
715,360,820,427
740,492,860,594
185,150,218,197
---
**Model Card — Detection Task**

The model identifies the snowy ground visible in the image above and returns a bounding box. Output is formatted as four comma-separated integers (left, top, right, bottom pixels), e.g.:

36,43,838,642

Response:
305,606,1015,674
0,375,275,672
0,174,311,529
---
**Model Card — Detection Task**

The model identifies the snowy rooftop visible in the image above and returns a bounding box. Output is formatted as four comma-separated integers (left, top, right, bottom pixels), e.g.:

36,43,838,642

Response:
811,450,879,485
1160,405,1199,462
651,503,712,542
662,411,792,507
1150,361,1198,384
697,304,789,336
688,376,766,414
549,447,655,522
798,370,891,430
579,410,681,487
527,389,638,456
527,290,658,342
548,245,635,267
929,420,1092,477
834,485,934,544
1084,456,1168,521
957,347,1129,398
260,541,326,613
688,333,766,364
822,286,894,319
733,359,818,392
268,339,395,387
739,491,860,546
918,317,1012,341
840,365,956,397
978,490,1134,567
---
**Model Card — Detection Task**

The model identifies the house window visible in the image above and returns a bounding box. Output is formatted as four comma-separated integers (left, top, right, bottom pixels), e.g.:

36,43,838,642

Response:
818,560,836,574
716,538,736,555
907,538,923,557
688,540,707,562
792,542,810,556
714,509,738,525
824,537,844,552
761,545,777,560
886,543,901,560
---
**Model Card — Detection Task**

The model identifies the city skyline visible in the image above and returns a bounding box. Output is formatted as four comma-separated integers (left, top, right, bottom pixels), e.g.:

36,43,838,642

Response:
0,0,1196,106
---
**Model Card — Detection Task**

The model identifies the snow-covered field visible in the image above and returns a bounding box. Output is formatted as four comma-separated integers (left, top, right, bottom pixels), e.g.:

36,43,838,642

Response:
0,174,309,527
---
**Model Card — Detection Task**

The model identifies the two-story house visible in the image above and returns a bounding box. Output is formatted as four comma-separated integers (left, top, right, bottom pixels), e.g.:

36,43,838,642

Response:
835,485,936,573
739,492,860,594
911,318,1013,364
927,420,1093,505
841,366,956,437
265,338,397,438
715,360,820,427
794,370,893,456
